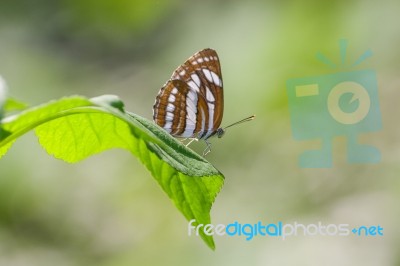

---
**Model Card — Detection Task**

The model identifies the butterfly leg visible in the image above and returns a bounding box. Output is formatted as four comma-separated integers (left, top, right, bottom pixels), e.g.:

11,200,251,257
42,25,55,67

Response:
181,138,198,147
202,140,212,156
186,138,198,147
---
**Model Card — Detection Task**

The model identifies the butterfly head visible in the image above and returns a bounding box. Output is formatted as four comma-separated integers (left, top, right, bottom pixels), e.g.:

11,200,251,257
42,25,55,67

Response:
216,128,225,138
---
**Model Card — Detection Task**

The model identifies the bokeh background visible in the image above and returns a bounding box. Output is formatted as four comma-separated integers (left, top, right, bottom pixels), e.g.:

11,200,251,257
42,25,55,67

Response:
1,0,399,265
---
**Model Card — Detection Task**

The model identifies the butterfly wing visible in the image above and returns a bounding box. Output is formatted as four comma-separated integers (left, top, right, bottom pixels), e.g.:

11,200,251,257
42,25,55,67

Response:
153,79,210,138
153,48,224,139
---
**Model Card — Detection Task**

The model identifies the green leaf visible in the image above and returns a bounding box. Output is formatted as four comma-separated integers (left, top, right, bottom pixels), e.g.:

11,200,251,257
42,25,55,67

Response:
4,98,28,112
0,95,224,250
0,75,7,121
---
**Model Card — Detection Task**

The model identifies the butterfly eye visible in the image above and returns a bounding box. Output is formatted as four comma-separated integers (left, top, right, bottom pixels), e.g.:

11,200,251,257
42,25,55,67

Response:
217,128,225,138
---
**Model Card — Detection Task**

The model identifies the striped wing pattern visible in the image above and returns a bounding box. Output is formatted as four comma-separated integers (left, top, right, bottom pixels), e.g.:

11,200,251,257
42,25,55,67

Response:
153,48,224,140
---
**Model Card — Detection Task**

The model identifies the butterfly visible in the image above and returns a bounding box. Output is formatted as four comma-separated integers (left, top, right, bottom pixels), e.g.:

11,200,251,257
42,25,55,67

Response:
153,48,254,155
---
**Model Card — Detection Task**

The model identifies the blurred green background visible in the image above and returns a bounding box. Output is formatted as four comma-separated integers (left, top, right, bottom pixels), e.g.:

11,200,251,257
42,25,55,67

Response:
1,0,399,265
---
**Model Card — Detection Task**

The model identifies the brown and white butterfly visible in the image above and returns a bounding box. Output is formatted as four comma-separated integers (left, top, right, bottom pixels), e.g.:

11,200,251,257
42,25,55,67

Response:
153,48,254,155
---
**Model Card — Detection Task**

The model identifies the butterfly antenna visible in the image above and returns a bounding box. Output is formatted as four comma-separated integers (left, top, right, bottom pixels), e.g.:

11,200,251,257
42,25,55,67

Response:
223,115,255,130
216,115,255,138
